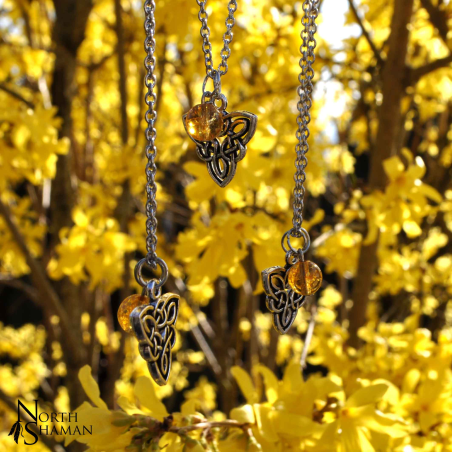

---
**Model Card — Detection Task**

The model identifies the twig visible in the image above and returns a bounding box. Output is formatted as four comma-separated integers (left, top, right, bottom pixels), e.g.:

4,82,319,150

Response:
0,277,40,304
300,303,317,373
169,419,244,434
348,0,384,67
190,324,222,376
0,83,35,108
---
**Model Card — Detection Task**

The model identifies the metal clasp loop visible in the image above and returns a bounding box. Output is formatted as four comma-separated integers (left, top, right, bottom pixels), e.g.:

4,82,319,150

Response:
281,228,311,257
134,257,169,289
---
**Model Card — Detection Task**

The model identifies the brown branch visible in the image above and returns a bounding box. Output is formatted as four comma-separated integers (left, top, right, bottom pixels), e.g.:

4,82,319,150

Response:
0,199,81,363
114,414,256,450
348,0,415,348
407,54,452,85
169,419,245,434
420,0,450,46
50,0,94,248
50,0,94,412
114,0,129,146
0,277,40,304
348,0,384,67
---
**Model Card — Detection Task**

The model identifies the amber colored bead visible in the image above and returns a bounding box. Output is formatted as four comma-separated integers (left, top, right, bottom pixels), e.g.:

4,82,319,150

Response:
118,295,149,333
186,103,224,141
287,261,323,296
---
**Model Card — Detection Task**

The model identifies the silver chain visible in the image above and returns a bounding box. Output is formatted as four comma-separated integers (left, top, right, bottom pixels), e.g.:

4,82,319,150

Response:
143,0,160,267
291,0,320,239
196,0,238,77
139,0,169,288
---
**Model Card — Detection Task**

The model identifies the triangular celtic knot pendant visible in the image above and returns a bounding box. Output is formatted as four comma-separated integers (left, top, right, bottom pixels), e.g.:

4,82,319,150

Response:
131,292,180,386
183,110,258,187
262,265,307,334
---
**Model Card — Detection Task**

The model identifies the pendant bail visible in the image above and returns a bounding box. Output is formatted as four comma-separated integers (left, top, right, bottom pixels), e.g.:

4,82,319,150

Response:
202,69,222,99
201,69,228,110
142,279,162,300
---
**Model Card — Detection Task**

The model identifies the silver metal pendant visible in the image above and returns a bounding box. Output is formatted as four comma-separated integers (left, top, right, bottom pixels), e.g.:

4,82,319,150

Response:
262,265,306,334
183,109,257,187
131,291,179,386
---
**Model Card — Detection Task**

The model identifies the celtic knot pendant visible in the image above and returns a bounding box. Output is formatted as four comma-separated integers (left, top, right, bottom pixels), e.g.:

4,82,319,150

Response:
183,71,257,187
262,229,322,335
262,265,307,334
131,290,179,386
183,107,257,187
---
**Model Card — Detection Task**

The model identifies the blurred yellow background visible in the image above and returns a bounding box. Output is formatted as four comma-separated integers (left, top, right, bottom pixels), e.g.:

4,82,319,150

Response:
0,0,452,450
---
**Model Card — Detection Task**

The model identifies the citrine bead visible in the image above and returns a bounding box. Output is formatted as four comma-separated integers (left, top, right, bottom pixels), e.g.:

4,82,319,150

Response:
118,294,149,333
186,103,224,141
287,261,323,296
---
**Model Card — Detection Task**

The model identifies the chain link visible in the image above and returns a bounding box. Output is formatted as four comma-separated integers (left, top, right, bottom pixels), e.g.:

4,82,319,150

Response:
143,0,161,268
196,0,238,77
291,0,320,238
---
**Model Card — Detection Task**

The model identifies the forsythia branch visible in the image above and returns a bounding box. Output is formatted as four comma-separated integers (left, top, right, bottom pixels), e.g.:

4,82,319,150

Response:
0,82,35,108
420,0,450,46
115,413,259,450
348,0,384,66
407,54,452,85
0,199,82,364
0,277,40,304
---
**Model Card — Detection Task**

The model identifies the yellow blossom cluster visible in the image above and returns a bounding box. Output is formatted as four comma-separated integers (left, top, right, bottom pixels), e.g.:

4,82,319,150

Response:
64,287,452,451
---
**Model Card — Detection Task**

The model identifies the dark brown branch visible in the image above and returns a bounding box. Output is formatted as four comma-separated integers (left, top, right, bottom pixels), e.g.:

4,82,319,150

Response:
0,199,81,363
348,0,415,347
420,0,450,46
0,277,40,304
348,0,384,66
114,0,129,145
407,54,452,85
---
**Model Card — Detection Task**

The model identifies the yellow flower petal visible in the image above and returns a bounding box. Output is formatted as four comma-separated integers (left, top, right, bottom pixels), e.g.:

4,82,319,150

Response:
271,410,324,438
78,365,108,410
345,384,388,408
134,376,169,421
231,366,259,404
253,364,279,404
254,404,279,443
230,404,255,424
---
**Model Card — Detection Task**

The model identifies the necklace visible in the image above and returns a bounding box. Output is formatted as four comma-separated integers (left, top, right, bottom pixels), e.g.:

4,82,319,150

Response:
261,0,323,335
117,0,179,386
182,0,258,187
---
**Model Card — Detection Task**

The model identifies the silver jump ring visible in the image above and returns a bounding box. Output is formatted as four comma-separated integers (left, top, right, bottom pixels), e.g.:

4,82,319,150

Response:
134,257,169,289
281,228,311,255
